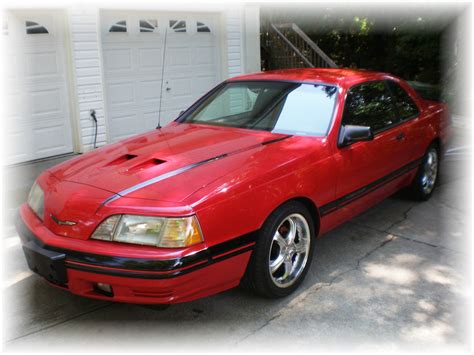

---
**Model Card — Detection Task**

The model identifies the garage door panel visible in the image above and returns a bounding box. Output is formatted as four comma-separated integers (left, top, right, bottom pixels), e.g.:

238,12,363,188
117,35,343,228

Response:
5,52,19,81
102,11,221,141
104,48,133,73
163,68,195,79
25,51,59,76
4,93,22,116
167,78,191,97
193,38,215,48
191,76,218,95
5,10,74,164
162,96,194,109
29,116,69,130
138,48,163,70
107,81,136,106
195,46,216,64
108,111,140,140
33,126,70,152
159,108,182,124
140,79,162,103
24,48,62,71
167,47,191,66
143,110,159,129
107,78,164,109
30,88,63,115
6,129,32,162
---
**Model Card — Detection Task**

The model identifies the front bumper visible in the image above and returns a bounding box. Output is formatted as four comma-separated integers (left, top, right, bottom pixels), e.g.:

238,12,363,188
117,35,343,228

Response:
16,205,255,304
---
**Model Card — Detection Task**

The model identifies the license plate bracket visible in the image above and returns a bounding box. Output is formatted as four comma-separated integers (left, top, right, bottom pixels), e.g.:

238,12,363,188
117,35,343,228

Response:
22,242,68,285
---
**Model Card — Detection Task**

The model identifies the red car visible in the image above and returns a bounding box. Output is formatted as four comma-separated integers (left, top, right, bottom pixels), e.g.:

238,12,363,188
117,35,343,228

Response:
17,69,451,304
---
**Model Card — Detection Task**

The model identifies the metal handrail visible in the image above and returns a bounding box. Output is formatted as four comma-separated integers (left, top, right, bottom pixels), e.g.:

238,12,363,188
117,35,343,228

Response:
289,23,338,68
270,24,314,68
272,23,338,69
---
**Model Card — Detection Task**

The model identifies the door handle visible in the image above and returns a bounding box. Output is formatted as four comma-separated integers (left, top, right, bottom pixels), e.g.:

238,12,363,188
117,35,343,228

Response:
395,132,406,141
166,87,171,92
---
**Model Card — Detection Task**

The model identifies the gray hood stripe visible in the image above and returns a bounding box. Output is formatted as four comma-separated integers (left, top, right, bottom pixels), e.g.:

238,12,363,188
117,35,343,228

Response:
100,135,291,207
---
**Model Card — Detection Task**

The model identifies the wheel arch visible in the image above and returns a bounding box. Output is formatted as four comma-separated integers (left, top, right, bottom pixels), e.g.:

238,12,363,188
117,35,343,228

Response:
265,196,321,238
430,137,442,157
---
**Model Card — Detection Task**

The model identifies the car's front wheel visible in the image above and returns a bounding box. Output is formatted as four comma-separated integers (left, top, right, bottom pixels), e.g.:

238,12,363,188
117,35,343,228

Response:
244,201,315,298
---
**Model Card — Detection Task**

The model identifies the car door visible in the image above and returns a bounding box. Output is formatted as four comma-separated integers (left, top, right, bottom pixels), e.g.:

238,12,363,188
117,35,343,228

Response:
324,80,412,217
385,79,425,161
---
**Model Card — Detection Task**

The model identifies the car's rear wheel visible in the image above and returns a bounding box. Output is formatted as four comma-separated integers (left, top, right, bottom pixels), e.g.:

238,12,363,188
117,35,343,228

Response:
410,144,439,200
243,201,315,298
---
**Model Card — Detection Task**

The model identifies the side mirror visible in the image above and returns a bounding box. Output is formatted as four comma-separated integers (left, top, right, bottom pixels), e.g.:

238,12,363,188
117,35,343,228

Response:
338,125,374,147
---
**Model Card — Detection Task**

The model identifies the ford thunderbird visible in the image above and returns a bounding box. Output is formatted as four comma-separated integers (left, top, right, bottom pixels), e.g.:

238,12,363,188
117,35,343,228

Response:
16,69,451,304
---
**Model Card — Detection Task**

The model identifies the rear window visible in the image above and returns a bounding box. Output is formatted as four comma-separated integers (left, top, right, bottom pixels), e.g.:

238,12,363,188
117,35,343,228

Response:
407,81,442,102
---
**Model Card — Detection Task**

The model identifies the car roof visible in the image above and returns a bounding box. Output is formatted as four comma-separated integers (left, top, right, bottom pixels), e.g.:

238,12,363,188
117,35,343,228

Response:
227,68,396,88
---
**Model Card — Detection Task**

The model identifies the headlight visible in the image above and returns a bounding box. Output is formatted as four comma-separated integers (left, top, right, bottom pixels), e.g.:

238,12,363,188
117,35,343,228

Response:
90,215,204,248
27,182,45,220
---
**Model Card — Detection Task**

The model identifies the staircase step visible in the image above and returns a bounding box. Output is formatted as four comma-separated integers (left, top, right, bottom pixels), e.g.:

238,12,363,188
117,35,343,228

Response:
263,23,337,70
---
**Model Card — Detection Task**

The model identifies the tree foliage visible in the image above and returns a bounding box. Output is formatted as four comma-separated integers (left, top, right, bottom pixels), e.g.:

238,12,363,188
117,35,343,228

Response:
261,7,448,85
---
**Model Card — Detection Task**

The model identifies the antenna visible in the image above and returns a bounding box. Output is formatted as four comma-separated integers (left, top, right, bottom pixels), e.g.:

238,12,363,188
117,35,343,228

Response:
156,21,169,129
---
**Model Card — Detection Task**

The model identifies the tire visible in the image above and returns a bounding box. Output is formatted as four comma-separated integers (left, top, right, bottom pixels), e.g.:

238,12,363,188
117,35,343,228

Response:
410,144,439,201
243,201,315,298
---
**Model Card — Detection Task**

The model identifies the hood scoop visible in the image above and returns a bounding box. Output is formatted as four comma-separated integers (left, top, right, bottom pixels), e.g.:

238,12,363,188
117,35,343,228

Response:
127,158,166,173
104,154,166,173
106,154,138,166
48,122,292,199
99,135,292,207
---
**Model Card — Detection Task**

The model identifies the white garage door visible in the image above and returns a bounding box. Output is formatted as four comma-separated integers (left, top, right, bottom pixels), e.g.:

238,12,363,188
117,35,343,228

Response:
101,11,221,142
4,10,74,164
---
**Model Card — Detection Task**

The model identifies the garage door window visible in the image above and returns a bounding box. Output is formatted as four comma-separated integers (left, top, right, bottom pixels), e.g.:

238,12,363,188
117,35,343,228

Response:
25,21,48,34
197,21,210,33
169,20,186,33
109,20,127,33
139,19,158,33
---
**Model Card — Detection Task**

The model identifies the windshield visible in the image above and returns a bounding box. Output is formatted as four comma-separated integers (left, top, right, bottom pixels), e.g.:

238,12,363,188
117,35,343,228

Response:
179,81,338,136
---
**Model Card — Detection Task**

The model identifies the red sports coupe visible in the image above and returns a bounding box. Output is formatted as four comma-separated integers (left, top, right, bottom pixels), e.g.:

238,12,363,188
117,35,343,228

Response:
17,69,451,304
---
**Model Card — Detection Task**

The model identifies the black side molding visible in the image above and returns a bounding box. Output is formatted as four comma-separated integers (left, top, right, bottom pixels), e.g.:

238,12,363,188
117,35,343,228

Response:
320,158,422,216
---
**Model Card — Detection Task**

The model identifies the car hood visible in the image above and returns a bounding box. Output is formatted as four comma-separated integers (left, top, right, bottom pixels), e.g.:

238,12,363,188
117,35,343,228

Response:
48,123,290,203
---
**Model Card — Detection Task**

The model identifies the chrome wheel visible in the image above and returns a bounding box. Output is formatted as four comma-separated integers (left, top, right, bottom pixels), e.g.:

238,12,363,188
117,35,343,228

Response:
268,213,311,288
421,149,438,194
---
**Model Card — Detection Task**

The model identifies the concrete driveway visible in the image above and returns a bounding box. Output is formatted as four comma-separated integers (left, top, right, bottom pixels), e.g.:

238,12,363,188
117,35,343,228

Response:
2,127,471,352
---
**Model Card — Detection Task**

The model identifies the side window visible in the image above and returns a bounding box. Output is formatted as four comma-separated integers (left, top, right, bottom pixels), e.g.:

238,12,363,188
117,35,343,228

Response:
386,80,420,120
343,81,398,132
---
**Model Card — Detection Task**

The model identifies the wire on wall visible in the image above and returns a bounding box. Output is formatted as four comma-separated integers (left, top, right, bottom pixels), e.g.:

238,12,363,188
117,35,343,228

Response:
90,109,98,149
